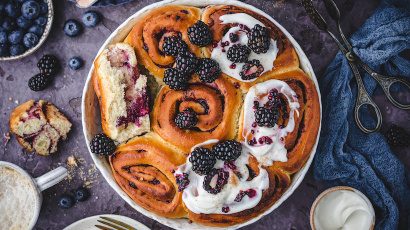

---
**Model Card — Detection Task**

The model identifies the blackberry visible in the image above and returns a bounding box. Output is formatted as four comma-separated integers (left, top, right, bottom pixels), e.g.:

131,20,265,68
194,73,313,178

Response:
90,133,116,156
196,58,221,83
189,147,215,175
255,107,279,128
247,24,270,54
28,73,50,91
187,20,212,47
227,44,250,63
175,108,198,129
37,54,59,76
212,140,242,161
175,53,198,74
175,173,190,192
163,68,189,90
162,36,187,56
229,33,239,43
385,125,409,147
203,168,229,194
240,59,264,80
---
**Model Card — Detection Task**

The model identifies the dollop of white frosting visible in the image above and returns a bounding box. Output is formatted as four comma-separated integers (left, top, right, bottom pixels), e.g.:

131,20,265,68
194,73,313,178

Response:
314,190,374,230
175,140,269,214
243,80,300,166
211,13,279,82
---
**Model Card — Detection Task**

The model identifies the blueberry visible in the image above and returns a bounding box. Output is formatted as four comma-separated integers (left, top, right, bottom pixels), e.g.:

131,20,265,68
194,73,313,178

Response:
17,16,32,29
63,19,82,37
74,187,90,202
23,32,38,48
8,30,23,44
2,18,16,31
5,2,20,18
39,1,48,14
34,16,46,26
58,194,75,209
22,1,40,20
68,57,83,70
0,31,7,44
0,44,9,57
9,44,25,56
28,24,43,36
82,11,101,27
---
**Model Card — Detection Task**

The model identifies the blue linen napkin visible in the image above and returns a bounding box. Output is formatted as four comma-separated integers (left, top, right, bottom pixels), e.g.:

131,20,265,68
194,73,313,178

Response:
313,0,410,229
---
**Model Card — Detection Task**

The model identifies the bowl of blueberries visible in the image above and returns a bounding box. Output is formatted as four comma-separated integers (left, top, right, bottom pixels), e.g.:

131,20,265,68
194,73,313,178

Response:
0,0,53,60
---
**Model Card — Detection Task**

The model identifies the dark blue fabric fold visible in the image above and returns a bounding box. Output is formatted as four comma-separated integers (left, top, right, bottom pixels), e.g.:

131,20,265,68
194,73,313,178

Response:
313,0,410,229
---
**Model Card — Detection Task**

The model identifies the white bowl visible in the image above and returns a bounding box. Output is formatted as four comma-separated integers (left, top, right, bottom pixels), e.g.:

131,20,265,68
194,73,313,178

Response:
0,0,54,61
81,0,322,229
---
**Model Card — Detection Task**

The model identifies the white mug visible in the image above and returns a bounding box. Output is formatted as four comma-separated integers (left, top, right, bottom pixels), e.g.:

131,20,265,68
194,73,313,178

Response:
0,161,68,229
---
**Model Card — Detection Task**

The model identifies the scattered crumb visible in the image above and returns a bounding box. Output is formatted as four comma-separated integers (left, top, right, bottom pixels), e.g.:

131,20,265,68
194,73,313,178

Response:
67,155,78,167
64,155,99,189
14,100,19,104
8,97,12,101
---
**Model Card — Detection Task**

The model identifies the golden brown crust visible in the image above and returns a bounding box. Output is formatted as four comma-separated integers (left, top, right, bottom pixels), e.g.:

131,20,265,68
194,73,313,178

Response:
152,75,242,152
202,5,300,92
109,133,187,218
9,99,36,134
124,5,201,79
93,52,110,138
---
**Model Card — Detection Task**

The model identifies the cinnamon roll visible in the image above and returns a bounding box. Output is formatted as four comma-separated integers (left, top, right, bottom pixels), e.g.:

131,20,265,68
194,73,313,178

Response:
124,5,202,79
152,76,242,152
109,133,187,218
201,5,300,91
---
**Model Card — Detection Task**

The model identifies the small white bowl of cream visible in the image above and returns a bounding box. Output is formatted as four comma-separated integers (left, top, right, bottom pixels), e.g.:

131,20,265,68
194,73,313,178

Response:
310,186,375,230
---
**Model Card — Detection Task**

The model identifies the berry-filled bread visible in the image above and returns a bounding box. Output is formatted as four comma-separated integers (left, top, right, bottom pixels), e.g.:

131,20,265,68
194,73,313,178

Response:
91,3,321,228
93,43,150,143
9,100,72,156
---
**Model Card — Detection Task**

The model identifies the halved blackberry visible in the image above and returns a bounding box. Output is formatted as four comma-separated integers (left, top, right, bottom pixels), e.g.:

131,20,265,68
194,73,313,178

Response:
28,73,50,91
196,58,221,83
203,168,229,194
212,140,242,161
240,59,264,80
89,133,116,156
385,125,409,147
227,44,250,63
162,36,188,56
175,53,198,74
255,107,279,128
37,54,60,76
187,20,212,47
163,68,189,90
247,24,270,54
175,108,198,129
189,147,215,175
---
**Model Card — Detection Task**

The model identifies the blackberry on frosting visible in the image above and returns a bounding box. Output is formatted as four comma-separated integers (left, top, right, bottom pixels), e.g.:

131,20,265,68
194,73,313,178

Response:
189,147,216,175
247,24,270,54
240,59,264,80
227,44,250,63
212,140,242,161
196,58,221,83
254,107,279,128
203,168,229,194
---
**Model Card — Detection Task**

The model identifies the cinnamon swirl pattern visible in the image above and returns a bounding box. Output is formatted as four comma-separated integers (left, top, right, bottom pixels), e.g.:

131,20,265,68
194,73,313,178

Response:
93,3,321,228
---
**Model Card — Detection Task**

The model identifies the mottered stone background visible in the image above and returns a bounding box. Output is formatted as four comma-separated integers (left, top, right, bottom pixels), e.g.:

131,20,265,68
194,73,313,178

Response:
1,0,409,229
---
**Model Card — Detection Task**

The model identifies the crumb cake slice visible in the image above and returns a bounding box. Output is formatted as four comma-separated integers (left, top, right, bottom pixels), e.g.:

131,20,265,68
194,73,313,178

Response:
93,43,150,143
9,100,72,156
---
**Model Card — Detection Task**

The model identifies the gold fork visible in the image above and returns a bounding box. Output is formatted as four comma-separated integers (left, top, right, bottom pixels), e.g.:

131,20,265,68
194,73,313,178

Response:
94,216,137,230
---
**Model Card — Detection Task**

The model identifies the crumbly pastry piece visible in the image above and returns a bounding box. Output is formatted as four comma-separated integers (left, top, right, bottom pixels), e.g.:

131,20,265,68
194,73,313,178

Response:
93,43,150,143
9,100,72,156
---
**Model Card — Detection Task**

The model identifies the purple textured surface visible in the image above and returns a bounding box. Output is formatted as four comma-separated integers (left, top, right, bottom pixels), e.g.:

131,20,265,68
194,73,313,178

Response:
1,0,409,229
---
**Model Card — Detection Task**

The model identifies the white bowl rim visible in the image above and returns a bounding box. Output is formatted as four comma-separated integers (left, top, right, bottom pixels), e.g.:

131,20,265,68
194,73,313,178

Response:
81,0,322,229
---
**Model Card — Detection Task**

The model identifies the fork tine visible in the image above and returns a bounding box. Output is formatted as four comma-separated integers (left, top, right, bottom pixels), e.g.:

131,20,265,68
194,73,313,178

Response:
100,216,136,230
95,224,115,230
97,220,128,230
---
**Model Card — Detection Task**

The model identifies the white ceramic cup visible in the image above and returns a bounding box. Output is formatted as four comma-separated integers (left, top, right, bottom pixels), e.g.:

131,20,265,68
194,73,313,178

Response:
0,161,68,229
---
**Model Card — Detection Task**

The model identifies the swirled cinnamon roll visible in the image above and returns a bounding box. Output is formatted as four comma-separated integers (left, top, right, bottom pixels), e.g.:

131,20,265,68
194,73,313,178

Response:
124,5,202,79
152,76,242,152
201,5,300,91
109,133,187,218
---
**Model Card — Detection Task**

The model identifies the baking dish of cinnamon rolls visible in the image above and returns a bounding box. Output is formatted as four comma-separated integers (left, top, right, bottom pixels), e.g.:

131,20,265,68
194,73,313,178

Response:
82,1,321,228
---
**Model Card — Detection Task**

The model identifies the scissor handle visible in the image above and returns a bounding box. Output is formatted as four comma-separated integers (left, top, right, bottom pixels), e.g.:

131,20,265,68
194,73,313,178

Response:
354,85,383,133
371,73,410,110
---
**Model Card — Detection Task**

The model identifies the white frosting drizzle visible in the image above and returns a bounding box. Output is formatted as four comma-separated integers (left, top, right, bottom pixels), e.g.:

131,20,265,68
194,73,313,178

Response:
175,139,269,214
211,13,279,82
243,80,300,166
